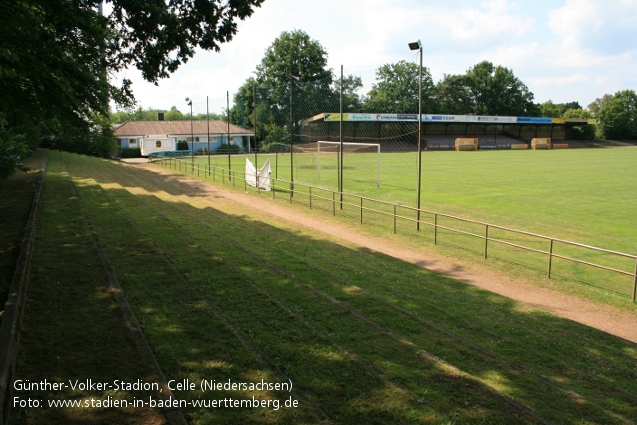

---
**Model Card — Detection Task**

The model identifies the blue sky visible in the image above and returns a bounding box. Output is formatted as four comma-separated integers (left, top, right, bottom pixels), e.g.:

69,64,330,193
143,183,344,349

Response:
110,0,637,116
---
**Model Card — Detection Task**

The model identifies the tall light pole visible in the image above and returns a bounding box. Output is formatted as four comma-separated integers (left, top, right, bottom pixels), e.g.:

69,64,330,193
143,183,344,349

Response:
186,97,194,171
207,96,210,173
289,76,294,197
227,91,231,181
409,39,423,230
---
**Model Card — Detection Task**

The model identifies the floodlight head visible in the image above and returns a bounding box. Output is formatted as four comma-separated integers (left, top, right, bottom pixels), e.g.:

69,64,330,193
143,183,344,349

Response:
408,39,422,51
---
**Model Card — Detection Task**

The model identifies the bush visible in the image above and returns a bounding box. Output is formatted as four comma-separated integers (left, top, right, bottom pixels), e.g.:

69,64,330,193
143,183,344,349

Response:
215,144,242,154
120,147,141,158
177,140,189,150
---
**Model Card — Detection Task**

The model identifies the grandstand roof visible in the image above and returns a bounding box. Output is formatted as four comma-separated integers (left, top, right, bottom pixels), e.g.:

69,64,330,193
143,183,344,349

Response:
302,113,595,126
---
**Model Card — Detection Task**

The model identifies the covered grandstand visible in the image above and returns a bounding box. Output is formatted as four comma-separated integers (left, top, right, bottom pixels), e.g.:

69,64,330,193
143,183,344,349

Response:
300,113,595,151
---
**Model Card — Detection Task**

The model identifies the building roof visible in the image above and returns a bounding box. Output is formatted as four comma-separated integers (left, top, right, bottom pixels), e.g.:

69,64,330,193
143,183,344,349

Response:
114,120,253,137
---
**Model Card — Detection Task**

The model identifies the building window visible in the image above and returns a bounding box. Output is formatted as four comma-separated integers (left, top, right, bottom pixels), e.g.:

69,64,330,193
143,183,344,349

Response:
129,138,137,145
156,140,162,148
117,138,122,146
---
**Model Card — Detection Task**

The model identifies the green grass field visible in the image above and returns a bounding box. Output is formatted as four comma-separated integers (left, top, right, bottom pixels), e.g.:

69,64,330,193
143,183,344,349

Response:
194,148,637,252
176,148,637,302
12,150,636,424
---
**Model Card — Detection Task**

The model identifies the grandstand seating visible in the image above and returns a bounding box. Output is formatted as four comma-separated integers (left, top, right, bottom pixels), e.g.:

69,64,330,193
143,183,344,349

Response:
426,135,522,150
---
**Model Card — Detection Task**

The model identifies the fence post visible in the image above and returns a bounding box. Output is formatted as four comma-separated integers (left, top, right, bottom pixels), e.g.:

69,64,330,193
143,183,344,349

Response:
547,239,554,278
332,192,335,216
360,198,363,224
484,225,489,259
393,205,397,234
434,213,438,245
632,259,637,302
289,182,292,203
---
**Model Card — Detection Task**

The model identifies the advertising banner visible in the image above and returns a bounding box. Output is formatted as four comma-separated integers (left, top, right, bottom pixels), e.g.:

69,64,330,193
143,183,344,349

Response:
516,117,553,124
322,113,556,125
148,150,192,158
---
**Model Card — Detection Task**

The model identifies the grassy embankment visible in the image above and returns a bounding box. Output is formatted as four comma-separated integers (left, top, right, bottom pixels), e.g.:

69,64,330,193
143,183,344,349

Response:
20,150,634,424
10,152,166,424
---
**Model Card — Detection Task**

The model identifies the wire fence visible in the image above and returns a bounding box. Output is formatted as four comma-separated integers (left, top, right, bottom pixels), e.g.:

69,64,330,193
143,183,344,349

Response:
152,157,637,303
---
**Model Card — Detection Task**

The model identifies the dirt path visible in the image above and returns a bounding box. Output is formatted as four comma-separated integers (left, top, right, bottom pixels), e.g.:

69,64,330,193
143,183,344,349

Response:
138,163,637,344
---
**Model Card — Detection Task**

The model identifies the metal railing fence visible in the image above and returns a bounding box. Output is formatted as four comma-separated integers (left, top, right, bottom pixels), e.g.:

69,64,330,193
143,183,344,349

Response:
152,157,637,302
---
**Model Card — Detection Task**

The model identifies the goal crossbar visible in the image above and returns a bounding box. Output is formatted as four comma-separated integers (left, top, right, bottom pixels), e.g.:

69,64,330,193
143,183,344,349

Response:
317,141,380,188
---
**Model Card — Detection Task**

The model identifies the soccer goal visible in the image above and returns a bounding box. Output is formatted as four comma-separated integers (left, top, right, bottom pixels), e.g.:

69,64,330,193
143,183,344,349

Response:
317,141,381,188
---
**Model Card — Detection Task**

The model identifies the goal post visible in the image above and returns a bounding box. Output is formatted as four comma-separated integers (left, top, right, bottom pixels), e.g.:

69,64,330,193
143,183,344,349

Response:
317,141,381,188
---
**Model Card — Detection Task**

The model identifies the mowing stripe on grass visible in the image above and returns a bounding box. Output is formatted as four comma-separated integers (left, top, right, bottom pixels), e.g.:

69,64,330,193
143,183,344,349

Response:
62,155,328,425
60,159,187,425
12,152,166,424
71,161,333,424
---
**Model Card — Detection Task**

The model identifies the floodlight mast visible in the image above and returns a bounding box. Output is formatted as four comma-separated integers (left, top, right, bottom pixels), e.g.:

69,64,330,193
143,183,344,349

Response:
408,40,422,51
408,39,423,230
186,97,193,171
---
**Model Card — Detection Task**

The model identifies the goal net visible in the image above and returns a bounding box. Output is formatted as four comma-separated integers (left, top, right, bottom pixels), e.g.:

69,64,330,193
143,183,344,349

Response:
317,141,380,188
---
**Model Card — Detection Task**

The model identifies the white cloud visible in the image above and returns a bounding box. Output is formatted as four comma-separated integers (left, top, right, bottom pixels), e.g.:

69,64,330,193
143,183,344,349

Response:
548,0,637,53
442,0,534,42
109,0,637,114
528,73,589,87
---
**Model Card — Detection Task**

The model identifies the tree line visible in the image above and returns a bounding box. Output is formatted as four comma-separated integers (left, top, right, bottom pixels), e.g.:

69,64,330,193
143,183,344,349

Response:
0,0,263,179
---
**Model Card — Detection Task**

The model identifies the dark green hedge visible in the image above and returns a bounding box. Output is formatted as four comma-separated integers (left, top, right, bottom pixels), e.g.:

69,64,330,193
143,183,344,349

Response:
120,147,141,158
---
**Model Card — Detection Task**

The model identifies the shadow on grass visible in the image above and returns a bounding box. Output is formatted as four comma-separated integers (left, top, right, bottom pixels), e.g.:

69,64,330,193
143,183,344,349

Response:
35,152,637,424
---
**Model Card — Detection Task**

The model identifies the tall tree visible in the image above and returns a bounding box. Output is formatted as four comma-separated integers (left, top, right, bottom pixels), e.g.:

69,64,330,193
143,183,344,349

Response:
587,94,613,116
435,74,474,115
539,100,563,118
598,90,637,140
464,61,537,116
256,30,331,87
540,100,583,118
331,74,365,113
0,0,264,176
256,30,332,126
232,30,332,146
366,60,436,114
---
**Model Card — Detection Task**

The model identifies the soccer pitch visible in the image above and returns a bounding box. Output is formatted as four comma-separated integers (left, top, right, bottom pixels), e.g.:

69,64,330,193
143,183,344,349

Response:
194,148,637,256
